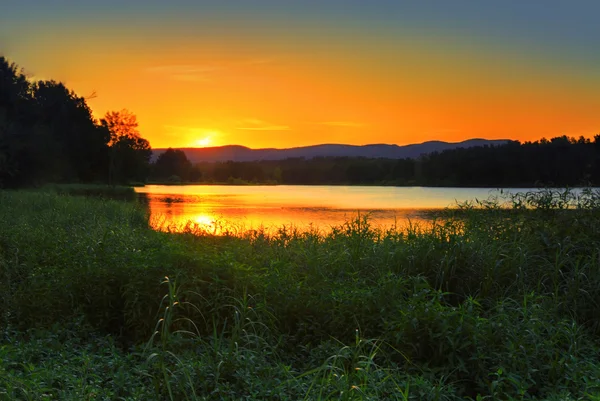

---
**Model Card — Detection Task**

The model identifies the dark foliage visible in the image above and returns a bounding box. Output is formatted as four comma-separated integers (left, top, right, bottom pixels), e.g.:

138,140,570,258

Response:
189,136,600,187
101,109,152,184
151,147,194,182
0,57,151,187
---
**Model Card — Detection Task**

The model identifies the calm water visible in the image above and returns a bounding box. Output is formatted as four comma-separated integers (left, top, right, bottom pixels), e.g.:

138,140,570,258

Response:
135,185,536,234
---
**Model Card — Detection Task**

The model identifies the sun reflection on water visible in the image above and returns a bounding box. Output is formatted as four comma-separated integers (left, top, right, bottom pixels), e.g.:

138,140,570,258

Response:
136,185,588,236
193,214,216,228
134,185,500,235
142,197,433,236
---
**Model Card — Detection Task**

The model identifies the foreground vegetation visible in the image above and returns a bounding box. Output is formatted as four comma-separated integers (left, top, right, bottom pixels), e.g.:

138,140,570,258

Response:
40,183,138,201
1,189,600,400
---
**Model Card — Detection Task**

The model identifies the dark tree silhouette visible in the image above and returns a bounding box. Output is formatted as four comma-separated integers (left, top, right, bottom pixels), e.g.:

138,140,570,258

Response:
0,57,153,187
187,136,600,187
0,57,33,186
101,109,151,184
152,148,193,182
31,80,110,182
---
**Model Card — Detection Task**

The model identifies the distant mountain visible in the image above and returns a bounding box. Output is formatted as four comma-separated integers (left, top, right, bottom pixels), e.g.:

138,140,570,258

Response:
152,139,512,163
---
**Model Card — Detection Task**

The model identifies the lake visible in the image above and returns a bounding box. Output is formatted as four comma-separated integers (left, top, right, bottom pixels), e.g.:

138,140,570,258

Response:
135,185,539,234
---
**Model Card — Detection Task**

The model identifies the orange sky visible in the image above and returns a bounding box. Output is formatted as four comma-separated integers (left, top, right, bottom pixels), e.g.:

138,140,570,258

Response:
3,2,600,148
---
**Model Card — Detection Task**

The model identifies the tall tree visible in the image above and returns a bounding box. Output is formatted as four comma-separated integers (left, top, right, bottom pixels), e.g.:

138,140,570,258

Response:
101,109,151,184
152,148,193,181
31,80,110,182
0,57,32,186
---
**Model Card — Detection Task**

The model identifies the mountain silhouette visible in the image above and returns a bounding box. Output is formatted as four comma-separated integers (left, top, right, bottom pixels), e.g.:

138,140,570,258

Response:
152,139,511,163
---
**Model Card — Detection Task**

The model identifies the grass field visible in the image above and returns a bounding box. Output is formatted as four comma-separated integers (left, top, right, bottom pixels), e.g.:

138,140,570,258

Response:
1,189,600,400
40,183,138,201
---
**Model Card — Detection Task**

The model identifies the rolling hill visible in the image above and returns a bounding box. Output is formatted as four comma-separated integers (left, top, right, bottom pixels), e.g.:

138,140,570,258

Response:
152,139,512,163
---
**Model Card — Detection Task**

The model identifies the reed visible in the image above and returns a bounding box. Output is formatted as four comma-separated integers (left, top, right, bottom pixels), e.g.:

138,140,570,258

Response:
1,188,599,399
41,183,138,201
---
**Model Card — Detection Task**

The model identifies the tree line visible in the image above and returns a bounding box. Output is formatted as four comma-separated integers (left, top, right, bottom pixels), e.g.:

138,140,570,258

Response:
0,57,151,188
152,135,600,187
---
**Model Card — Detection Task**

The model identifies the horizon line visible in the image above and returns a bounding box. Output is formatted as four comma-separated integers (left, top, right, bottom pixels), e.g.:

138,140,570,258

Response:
152,138,512,151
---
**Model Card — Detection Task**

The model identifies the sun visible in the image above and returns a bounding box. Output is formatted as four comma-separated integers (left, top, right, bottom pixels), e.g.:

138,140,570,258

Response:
195,137,212,147
192,129,222,147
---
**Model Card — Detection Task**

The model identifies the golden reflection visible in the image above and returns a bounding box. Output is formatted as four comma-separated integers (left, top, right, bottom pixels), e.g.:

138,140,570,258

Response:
138,185,444,236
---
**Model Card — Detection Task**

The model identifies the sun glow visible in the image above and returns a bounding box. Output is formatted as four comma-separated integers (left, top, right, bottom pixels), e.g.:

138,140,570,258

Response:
192,129,223,147
195,137,212,147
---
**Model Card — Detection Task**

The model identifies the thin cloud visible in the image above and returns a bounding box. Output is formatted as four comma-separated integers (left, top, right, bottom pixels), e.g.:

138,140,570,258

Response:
423,129,460,136
145,56,276,82
162,124,210,136
236,119,290,131
237,126,291,131
318,121,366,128
162,124,195,137
146,64,218,82
243,57,278,66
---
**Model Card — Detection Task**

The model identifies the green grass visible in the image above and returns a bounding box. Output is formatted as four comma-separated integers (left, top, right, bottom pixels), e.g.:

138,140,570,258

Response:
40,183,138,201
1,189,600,400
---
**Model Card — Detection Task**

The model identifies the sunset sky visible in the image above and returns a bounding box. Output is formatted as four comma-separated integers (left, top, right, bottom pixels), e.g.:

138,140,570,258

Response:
2,1,599,149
